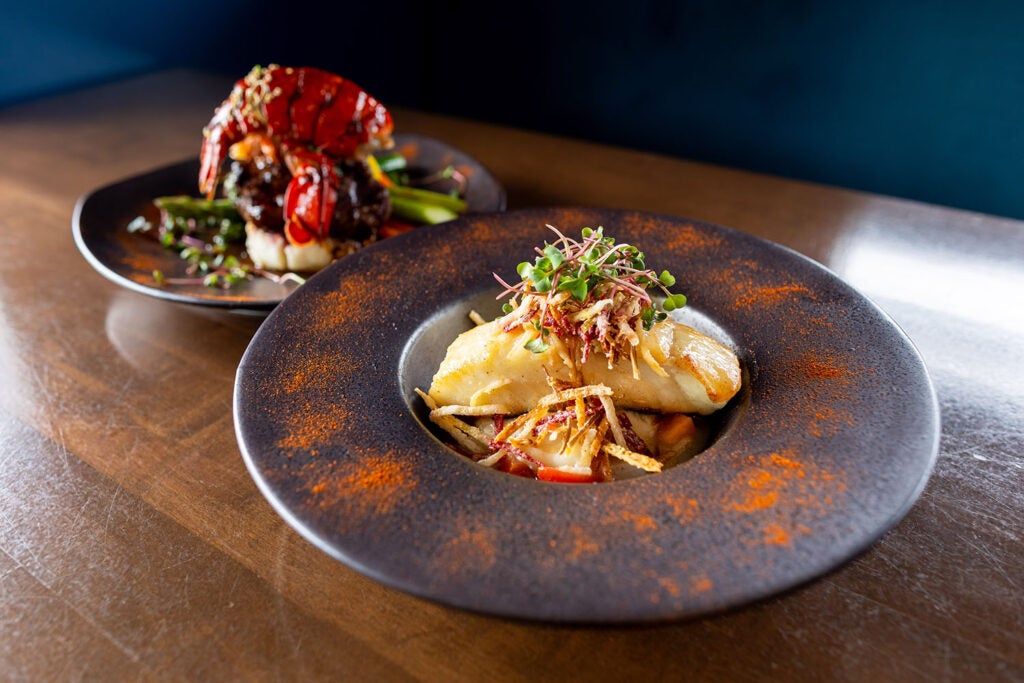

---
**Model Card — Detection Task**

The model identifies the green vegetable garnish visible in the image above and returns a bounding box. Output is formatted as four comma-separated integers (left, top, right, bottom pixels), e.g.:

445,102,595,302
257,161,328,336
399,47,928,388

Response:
388,185,467,215
128,195,262,289
374,152,408,174
129,148,469,289
495,225,687,362
389,195,460,225
524,337,550,353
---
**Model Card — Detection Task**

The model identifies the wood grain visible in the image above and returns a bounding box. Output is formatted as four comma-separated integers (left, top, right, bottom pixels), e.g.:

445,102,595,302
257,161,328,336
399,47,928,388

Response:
0,70,1020,682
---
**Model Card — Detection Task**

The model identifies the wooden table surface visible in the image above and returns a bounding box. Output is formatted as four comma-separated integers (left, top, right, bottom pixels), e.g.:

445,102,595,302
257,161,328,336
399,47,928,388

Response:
1,70,1021,681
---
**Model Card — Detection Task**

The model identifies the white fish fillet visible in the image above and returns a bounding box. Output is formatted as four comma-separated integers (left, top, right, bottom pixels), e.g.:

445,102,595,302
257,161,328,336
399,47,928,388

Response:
428,318,741,415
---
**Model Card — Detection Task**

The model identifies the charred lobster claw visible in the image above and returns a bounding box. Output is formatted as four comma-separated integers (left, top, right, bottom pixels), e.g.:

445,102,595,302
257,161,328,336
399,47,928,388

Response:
198,64,393,244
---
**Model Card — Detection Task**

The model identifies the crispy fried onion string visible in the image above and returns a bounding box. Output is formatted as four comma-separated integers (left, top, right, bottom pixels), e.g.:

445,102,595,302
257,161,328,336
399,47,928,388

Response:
419,384,663,475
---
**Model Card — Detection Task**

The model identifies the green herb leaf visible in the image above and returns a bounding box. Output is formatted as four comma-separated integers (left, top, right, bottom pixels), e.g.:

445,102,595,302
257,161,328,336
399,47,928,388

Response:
524,337,549,353
559,275,589,301
663,293,687,311
543,244,564,268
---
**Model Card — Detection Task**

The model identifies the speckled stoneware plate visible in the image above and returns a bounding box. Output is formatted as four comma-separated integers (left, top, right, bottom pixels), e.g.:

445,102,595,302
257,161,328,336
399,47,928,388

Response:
72,133,506,311
233,207,940,622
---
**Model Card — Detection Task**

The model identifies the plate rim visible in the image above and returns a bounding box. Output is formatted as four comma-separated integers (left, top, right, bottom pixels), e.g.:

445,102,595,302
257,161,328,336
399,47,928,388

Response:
233,206,941,623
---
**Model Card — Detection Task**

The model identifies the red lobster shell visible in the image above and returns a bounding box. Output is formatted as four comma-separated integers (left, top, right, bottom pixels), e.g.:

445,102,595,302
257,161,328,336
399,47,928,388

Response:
199,64,393,245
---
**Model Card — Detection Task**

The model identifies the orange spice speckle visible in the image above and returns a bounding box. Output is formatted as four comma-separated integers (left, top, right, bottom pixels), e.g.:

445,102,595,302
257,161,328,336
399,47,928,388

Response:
732,490,780,513
571,537,600,560
661,223,726,252
441,525,497,574
779,351,862,437
277,403,350,455
666,495,700,524
659,576,683,598
763,523,791,547
733,284,812,309
566,525,601,560
340,456,407,496
120,251,167,278
281,354,344,394
304,453,415,516
769,452,805,473
731,468,781,512
724,450,845,550
803,358,854,379
620,510,658,532
690,575,713,595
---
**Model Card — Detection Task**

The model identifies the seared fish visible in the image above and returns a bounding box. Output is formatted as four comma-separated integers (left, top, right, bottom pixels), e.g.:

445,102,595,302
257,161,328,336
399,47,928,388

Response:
428,318,741,415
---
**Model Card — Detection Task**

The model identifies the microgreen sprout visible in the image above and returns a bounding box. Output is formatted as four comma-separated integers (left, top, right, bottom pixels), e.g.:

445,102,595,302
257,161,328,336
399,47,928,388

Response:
128,195,305,290
495,225,687,360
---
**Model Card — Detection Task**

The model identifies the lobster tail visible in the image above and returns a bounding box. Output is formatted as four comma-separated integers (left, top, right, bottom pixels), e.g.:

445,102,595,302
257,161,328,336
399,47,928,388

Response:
197,64,393,238
282,147,340,245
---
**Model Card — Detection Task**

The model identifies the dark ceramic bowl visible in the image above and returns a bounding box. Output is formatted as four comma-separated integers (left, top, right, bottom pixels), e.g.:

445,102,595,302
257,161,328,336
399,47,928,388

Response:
233,207,939,622
72,133,506,311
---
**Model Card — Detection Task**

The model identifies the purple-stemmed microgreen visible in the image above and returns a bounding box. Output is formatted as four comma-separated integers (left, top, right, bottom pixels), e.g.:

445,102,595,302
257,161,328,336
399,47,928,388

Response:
495,225,687,360
129,195,305,289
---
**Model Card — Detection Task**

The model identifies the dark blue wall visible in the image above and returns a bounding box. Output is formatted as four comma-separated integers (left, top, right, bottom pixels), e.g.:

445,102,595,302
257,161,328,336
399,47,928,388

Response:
4,1,1022,221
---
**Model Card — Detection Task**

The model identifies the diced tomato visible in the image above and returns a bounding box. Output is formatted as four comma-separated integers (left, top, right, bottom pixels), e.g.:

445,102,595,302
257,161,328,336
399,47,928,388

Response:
379,219,417,239
536,466,598,484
